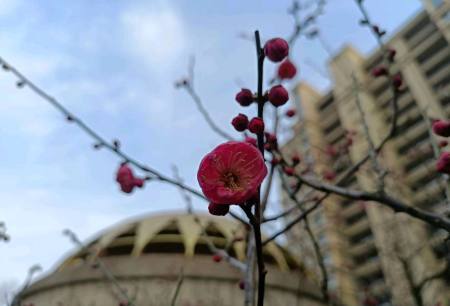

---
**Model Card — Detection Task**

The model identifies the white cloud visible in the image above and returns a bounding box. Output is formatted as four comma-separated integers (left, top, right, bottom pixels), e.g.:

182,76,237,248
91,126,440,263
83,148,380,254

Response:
120,5,187,70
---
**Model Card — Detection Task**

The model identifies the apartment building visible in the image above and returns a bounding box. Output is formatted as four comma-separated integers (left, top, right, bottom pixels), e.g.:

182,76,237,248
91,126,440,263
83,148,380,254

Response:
281,1,450,305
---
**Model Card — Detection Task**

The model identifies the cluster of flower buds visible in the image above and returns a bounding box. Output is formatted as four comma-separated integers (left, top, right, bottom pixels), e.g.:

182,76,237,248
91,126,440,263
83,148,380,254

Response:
116,163,146,194
200,36,299,217
433,119,450,174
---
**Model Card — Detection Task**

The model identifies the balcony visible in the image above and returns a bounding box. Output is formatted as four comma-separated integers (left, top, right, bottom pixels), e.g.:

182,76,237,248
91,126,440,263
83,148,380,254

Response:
321,115,342,135
370,280,388,297
405,156,436,186
349,236,376,258
413,180,447,206
401,141,434,172
341,203,365,219
407,21,436,50
344,218,371,238
325,127,346,145
355,257,382,278
414,32,446,64
423,46,450,78
395,122,428,151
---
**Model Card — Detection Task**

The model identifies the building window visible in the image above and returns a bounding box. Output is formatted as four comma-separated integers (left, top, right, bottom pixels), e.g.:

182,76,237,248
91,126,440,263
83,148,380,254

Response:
432,0,444,8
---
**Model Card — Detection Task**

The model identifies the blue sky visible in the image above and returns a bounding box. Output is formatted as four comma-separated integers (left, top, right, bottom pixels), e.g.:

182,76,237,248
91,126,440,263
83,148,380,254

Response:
0,0,422,291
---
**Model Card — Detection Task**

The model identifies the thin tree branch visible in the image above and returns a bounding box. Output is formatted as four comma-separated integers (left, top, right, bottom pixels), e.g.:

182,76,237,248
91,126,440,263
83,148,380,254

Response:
252,30,267,306
0,56,206,202
0,222,9,242
169,269,184,306
351,73,386,190
175,56,234,141
11,264,42,306
279,171,331,304
62,229,135,306
294,174,450,231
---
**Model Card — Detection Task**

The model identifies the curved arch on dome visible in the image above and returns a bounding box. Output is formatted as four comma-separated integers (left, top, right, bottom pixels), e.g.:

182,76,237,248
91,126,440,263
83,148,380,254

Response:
56,211,303,272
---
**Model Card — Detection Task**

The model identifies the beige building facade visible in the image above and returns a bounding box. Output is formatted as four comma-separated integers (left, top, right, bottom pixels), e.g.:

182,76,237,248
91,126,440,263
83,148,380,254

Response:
281,1,450,305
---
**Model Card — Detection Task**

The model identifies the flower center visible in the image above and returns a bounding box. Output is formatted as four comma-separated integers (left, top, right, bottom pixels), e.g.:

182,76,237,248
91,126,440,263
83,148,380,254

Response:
222,171,241,189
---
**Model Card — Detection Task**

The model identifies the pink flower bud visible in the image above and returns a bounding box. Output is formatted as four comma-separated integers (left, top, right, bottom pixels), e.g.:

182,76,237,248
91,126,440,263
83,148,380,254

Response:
392,74,403,89
268,85,289,107
286,109,296,117
283,167,295,176
433,120,450,137
271,157,280,166
238,280,246,290
388,48,396,61
248,117,265,134
264,132,275,142
116,164,133,183
212,254,223,262
325,145,338,158
372,66,388,77
235,88,254,106
264,38,289,62
208,202,230,216
436,152,450,174
323,170,336,181
231,113,249,132
439,140,448,148
292,154,301,166
277,59,297,79
133,178,145,188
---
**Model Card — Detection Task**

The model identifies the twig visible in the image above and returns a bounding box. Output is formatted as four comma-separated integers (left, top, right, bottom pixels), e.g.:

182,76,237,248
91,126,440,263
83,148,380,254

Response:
244,231,256,306
62,229,135,305
175,56,234,141
418,106,450,209
294,174,450,231
279,171,330,304
0,222,9,242
11,264,42,306
351,73,386,190
252,30,267,306
171,165,193,214
169,269,184,306
0,56,206,201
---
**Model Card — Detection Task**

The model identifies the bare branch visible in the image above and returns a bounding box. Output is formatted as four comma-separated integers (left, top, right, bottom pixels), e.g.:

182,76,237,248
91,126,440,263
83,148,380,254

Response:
11,264,42,306
294,174,450,231
0,222,10,242
175,56,235,141
62,229,135,306
0,56,206,202
169,269,184,306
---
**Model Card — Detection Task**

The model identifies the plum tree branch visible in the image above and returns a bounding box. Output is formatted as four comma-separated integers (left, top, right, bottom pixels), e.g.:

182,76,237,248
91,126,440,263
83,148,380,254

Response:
175,57,235,141
0,56,207,202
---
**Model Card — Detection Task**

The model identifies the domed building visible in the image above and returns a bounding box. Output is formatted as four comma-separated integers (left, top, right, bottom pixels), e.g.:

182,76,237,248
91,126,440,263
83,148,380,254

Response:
21,212,325,306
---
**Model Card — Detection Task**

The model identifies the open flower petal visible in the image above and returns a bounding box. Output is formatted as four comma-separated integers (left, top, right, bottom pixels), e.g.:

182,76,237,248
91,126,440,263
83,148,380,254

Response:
197,141,267,205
